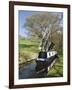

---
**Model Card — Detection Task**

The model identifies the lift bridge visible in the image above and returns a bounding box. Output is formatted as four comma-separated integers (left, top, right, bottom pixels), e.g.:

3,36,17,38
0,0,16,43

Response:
35,28,58,73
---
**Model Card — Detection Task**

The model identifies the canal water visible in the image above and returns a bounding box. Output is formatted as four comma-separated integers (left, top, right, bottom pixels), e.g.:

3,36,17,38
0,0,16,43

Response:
19,60,48,79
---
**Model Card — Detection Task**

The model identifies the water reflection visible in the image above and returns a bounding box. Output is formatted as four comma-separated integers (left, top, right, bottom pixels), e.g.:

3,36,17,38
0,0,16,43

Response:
19,60,47,79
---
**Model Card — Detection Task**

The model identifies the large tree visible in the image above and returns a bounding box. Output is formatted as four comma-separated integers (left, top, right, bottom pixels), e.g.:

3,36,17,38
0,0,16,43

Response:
24,12,63,51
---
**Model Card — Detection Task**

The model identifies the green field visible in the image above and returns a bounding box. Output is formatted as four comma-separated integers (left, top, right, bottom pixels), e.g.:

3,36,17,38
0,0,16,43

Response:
48,55,63,77
19,38,39,64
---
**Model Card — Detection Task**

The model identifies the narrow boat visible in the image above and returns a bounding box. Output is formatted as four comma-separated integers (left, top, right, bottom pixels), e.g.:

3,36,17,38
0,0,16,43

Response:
35,50,58,73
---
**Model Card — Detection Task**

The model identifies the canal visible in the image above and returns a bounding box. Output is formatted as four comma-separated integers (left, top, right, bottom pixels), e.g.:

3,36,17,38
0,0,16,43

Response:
19,60,48,79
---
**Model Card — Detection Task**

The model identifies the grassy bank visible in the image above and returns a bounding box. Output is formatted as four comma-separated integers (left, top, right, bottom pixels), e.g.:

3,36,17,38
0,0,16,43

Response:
48,55,63,77
19,38,39,64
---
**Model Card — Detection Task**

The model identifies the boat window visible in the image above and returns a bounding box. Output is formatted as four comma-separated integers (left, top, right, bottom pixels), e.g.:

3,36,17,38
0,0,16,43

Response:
49,53,50,56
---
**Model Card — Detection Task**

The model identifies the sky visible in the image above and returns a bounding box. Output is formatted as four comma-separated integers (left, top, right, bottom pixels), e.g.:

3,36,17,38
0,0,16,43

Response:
19,10,63,38
19,10,33,38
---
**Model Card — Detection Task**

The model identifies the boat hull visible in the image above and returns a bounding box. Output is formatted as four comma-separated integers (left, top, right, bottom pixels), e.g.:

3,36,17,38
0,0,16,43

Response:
35,54,58,72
